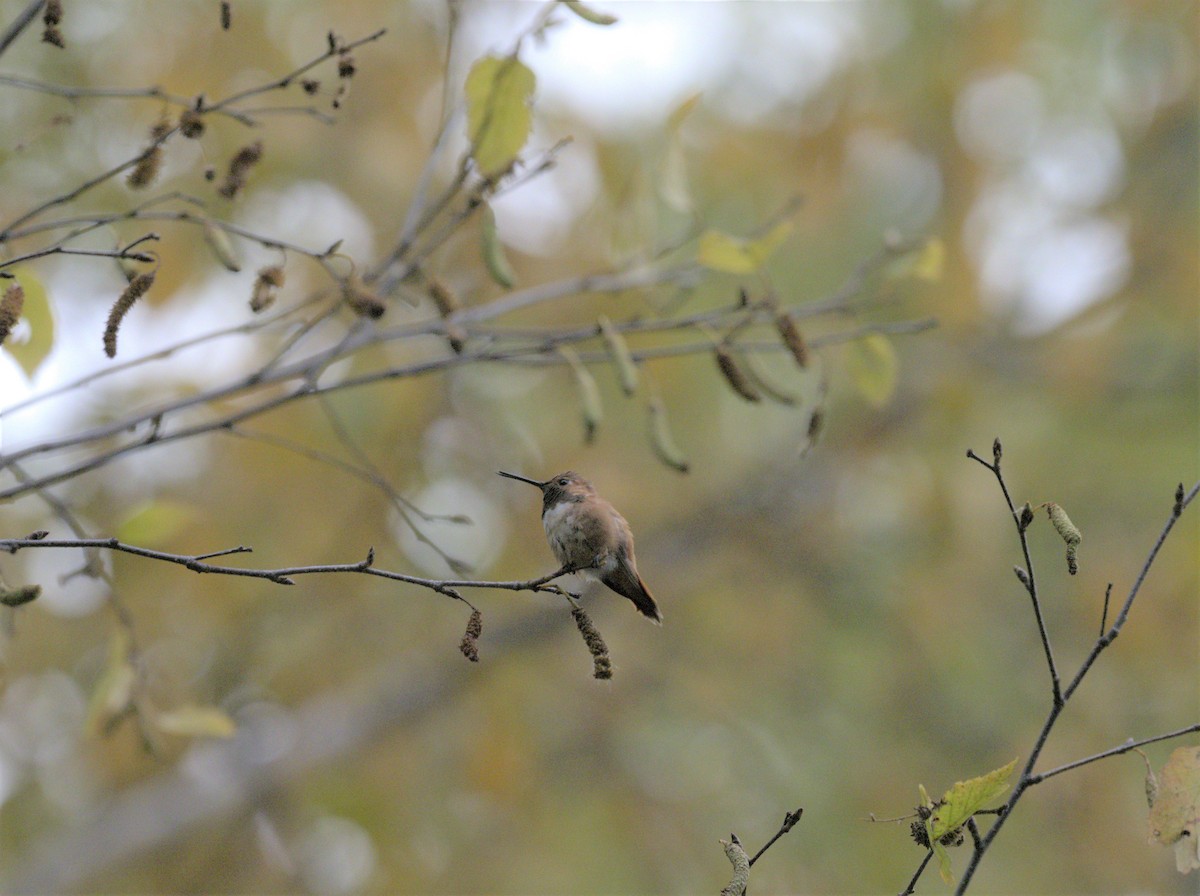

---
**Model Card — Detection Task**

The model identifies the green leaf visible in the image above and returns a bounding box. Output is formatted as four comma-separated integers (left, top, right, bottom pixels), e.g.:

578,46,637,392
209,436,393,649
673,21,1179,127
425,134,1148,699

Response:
929,758,1018,841
85,628,136,737
925,758,1018,881
845,332,898,407
697,220,793,274
465,55,536,179
3,266,55,378
561,0,618,25
155,704,237,739
480,202,516,288
116,499,197,547
932,838,954,884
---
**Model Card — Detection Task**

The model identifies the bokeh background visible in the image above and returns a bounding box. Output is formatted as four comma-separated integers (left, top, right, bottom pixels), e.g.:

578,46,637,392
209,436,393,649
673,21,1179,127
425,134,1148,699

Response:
0,1,1196,893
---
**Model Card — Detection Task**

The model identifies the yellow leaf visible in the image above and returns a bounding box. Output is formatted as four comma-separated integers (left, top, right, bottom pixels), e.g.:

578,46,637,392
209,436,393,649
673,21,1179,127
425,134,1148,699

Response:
465,55,536,179
3,266,54,379
886,237,945,282
697,220,793,274
845,333,898,407
85,628,136,737
116,500,197,547
912,237,945,281
155,704,237,739
1148,745,1200,873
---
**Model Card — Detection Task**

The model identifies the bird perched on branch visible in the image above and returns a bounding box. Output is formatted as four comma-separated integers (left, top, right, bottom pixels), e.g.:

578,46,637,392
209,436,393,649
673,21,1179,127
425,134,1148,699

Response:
498,470,662,624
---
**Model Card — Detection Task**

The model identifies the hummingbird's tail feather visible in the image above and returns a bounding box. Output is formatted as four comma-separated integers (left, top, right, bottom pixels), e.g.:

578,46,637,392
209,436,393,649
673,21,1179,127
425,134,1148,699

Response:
602,565,663,624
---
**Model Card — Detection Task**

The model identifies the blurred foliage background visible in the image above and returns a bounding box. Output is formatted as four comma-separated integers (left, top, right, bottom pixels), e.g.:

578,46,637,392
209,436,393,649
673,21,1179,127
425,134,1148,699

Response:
0,1,1196,893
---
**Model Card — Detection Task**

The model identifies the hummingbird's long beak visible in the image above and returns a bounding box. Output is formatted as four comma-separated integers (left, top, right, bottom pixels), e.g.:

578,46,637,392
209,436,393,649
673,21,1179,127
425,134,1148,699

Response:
497,470,545,488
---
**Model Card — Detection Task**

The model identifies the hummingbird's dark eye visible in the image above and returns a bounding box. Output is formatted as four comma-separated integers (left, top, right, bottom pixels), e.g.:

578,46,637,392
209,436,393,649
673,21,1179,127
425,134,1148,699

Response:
558,478,569,486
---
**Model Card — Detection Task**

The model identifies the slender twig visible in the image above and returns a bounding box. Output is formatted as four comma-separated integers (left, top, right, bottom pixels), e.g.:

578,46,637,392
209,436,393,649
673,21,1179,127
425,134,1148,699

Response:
898,850,933,896
0,536,575,601
1027,724,1200,785
748,808,803,866
965,443,1061,704
0,0,44,59
0,312,934,500
950,469,1199,895
203,28,386,115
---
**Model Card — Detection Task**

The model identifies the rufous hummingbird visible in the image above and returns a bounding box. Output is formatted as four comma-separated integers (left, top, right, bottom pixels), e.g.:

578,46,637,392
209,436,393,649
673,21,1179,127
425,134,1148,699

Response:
498,470,662,624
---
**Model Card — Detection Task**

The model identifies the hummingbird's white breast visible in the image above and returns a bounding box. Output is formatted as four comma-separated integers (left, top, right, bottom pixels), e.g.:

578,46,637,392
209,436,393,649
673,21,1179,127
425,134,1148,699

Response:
542,499,619,578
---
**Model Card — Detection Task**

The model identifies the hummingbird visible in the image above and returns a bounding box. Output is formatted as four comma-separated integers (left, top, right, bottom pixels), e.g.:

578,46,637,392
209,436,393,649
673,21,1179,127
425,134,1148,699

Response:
498,470,662,624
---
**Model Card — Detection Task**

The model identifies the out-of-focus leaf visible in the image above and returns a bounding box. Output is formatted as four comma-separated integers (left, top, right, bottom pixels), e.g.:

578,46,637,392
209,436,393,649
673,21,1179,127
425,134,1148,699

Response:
1147,745,1200,873
203,220,242,272
560,346,602,443
481,202,516,288
667,91,703,131
697,220,793,274
886,237,945,282
465,55,536,179
86,628,136,737
561,0,618,25
117,499,197,547
659,93,702,213
3,266,54,378
156,704,237,739
845,332,898,407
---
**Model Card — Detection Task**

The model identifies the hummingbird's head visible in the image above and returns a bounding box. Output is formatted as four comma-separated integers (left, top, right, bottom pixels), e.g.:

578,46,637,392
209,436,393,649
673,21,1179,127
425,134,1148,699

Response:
498,470,595,511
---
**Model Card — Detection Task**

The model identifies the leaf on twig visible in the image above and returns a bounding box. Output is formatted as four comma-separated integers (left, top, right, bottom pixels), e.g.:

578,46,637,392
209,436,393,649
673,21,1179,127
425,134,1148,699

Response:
845,332,897,408
480,202,516,288
465,55,536,179
697,220,793,274
927,758,1018,883
1146,745,1200,873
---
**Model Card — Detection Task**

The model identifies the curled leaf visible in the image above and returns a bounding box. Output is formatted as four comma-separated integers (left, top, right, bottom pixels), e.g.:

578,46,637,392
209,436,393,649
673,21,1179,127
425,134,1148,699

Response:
648,398,689,473
562,0,618,25
202,220,241,272
480,203,516,288
597,315,638,396
560,346,603,443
